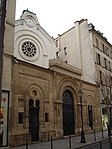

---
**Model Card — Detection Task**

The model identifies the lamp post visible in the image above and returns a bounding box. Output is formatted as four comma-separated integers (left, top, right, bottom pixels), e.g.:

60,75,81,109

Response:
78,89,86,143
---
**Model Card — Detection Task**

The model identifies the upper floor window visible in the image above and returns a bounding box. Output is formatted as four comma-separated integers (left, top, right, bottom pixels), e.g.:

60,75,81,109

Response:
99,70,102,84
102,44,105,53
22,41,37,57
104,58,107,69
56,39,58,47
64,47,67,55
110,51,112,59
96,38,99,48
109,61,111,71
107,47,110,56
56,51,59,58
96,53,101,65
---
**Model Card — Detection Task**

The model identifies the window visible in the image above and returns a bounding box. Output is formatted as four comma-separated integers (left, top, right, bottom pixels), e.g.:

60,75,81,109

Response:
107,47,110,56
109,61,111,70
96,53,101,65
102,108,108,114
99,70,102,84
64,47,67,55
102,43,105,53
110,52,112,59
21,41,37,57
96,38,99,48
56,39,58,47
105,46,108,55
45,113,49,122
18,112,24,124
56,51,59,58
104,58,107,68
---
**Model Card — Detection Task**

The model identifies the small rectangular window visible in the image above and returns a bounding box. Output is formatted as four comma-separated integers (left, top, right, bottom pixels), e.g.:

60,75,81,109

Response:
99,70,102,84
96,38,99,48
18,112,24,124
64,47,67,55
102,44,105,53
56,51,59,58
96,53,101,65
45,113,49,122
104,58,107,68
109,61,111,70
56,39,58,47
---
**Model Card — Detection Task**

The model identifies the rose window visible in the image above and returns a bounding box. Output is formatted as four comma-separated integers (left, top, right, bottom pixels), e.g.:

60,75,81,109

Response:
22,41,37,57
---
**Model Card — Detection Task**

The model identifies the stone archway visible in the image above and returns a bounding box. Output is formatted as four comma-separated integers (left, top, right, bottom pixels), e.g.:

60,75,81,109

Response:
56,77,80,137
25,83,44,142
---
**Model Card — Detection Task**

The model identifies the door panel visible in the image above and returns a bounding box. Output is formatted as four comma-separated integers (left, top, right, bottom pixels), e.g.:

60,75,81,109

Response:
63,90,75,136
29,99,39,142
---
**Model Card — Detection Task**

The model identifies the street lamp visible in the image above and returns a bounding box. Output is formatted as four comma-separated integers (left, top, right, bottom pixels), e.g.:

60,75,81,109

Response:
78,89,86,143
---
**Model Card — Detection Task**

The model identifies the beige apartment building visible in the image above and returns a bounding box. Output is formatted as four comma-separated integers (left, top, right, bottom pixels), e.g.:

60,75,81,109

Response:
56,19,112,129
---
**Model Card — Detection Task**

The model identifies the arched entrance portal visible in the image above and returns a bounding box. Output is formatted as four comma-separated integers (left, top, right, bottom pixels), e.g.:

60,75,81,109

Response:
29,99,40,142
63,90,75,136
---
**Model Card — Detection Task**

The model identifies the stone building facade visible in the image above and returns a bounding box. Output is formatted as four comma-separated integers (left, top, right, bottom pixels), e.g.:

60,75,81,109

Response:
10,59,101,146
9,10,102,146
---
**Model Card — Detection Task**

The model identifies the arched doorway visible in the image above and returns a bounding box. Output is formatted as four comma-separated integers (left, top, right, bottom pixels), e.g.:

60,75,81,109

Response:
29,99,40,142
63,90,75,136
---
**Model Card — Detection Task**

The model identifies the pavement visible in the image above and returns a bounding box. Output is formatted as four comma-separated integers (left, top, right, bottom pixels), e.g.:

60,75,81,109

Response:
0,130,109,149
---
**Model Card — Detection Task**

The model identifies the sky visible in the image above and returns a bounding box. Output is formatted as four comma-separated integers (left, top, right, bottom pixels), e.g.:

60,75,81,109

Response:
16,0,112,43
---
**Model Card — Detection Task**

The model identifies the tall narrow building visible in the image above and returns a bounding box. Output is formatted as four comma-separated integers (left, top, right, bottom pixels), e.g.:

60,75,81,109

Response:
0,0,16,146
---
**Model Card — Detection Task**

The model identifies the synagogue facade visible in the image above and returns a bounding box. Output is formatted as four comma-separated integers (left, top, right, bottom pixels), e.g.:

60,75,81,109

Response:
9,10,102,146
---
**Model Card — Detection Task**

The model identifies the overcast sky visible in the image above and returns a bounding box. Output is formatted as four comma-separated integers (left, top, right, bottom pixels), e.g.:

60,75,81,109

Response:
16,0,112,43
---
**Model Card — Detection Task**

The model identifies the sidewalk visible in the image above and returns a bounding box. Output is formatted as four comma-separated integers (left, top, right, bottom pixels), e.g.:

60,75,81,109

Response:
1,130,109,149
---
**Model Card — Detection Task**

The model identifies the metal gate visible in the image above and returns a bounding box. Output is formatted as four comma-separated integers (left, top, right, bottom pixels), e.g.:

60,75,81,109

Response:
29,99,40,142
63,90,75,136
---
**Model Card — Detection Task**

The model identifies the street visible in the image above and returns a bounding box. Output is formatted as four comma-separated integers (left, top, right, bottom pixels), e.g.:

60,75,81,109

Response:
9,130,111,149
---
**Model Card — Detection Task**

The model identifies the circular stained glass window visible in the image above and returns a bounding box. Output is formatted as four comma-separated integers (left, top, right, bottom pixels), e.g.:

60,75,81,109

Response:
22,41,37,57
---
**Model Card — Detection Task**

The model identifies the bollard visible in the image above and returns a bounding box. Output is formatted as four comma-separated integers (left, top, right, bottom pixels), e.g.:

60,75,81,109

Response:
50,136,53,149
102,127,104,139
94,129,96,141
68,135,71,148
25,138,28,149
100,141,102,149
108,136,112,149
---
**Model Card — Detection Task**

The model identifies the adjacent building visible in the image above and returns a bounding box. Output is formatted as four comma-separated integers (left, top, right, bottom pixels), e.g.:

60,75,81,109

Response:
0,0,16,146
56,19,112,129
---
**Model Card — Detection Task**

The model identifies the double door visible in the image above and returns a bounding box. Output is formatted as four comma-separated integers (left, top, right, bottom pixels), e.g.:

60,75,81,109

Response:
29,99,39,142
